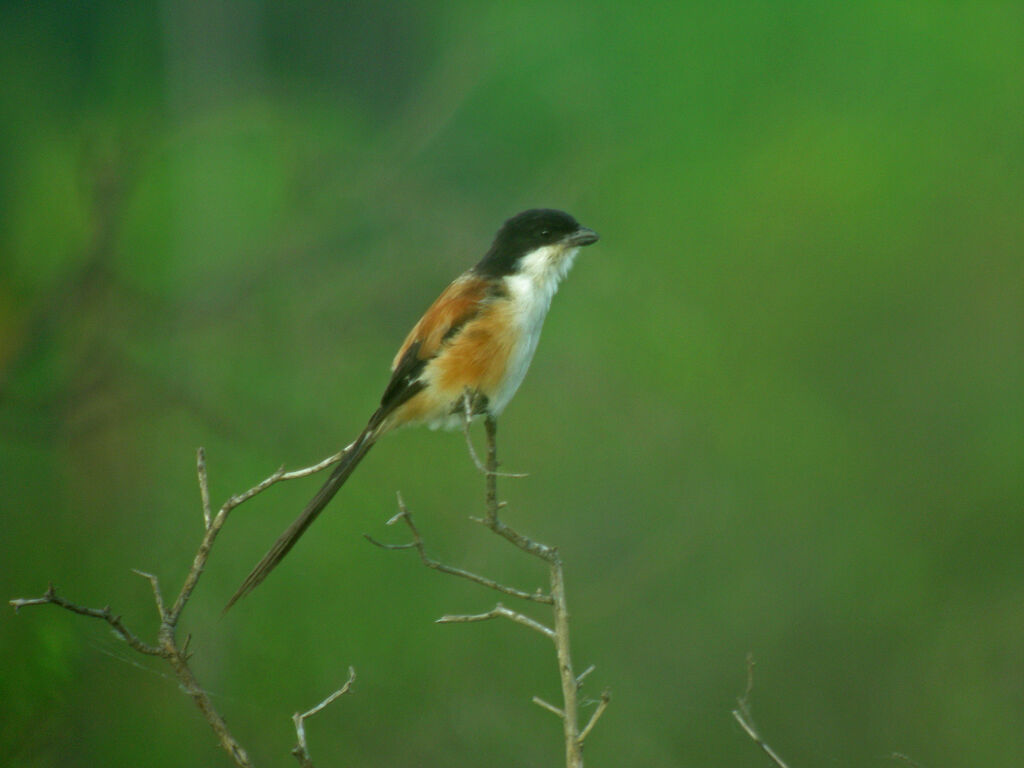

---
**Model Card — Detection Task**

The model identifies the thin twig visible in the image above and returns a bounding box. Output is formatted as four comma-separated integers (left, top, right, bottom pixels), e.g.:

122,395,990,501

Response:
197,447,213,530
292,667,356,768
365,494,553,604
370,415,607,767
220,449,345,513
482,417,593,768
484,416,500,525
168,448,344,625
163,642,252,767
578,690,611,745
576,664,596,688
549,554,581,767
477,418,555,559
437,603,556,640
132,569,166,620
9,584,163,657
533,696,565,718
461,392,527,478
732,654,791,768
8,444,349,768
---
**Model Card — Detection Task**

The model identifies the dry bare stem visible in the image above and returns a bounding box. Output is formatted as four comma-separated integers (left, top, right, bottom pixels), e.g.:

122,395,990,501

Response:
370,415,608,768
436,603,556,639
365,494,553,605
293,667,356,768
732,654,792,768
10,447,351,768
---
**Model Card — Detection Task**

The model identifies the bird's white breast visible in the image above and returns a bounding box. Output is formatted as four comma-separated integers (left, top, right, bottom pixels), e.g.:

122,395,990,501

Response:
487,244,580,416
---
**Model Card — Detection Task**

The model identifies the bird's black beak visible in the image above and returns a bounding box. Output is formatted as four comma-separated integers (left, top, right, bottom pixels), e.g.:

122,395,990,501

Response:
566,226,599,247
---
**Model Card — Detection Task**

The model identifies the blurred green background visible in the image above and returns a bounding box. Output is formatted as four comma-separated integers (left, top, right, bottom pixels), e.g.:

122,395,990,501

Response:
2,2,1022,766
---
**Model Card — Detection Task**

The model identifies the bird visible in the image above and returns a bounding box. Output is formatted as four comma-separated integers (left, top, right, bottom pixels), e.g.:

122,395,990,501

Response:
225,208,599,610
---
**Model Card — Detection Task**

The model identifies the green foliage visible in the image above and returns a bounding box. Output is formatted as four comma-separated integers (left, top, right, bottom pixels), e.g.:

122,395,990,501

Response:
2,2,1022,766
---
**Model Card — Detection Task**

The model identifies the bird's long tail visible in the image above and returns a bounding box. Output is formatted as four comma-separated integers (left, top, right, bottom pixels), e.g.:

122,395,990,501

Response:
224,417,380,611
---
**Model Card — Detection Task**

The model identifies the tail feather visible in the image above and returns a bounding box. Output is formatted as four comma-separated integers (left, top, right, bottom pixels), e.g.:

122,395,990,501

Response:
224,423,378,612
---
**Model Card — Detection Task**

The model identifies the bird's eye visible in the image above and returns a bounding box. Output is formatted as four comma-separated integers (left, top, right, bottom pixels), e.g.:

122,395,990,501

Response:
539,229,551,237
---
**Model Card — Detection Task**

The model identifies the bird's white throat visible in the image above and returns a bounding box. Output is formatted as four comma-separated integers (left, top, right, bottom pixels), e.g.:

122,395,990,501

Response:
488,244,580,416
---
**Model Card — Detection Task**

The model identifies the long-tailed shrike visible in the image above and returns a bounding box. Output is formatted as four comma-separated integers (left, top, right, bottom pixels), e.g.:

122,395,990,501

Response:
226,208,599,609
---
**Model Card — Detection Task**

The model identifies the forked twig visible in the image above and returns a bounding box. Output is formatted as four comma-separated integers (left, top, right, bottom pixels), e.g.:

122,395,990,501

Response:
293,667,357,768
10,584,162,657
461,392,527,478
371,415,607,768
10,447,349,768
365,494,553,604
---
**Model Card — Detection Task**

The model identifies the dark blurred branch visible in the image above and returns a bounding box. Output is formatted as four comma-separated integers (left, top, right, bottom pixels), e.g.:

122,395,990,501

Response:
732,654,792,768
369,415,609,768
10,446,351,768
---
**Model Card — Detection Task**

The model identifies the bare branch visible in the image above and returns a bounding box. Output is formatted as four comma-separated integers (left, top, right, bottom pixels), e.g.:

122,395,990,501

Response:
5,445,354,768
484,416,500,526
292,667,356,768
132,569,165,620
732,654,791,768
461,391,490,473
480,515,559,562
575,664,596,688
168,448,344,625
164,645,253,767
436,603,556,640
548,554,582,767
376,414,608,768
221,449,345,514
197,447,213,530
533,696,565,718
474,421,557,559
461,392,527,478
578,690,611,745
10,584,163,657
366,494,553,604
480,416,606,767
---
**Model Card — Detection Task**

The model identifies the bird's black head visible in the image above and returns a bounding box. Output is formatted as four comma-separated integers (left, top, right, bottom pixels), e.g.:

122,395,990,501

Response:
474,209,599,278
